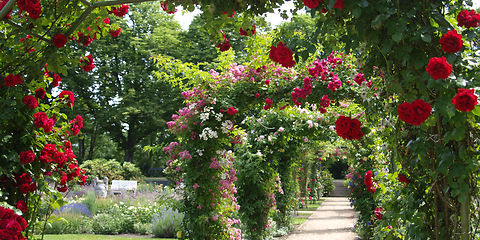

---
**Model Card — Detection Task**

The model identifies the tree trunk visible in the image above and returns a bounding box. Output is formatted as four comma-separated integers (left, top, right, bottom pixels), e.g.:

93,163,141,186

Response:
87,123,98,159
78,137,85,162
460,180,470,240
124,117,136,162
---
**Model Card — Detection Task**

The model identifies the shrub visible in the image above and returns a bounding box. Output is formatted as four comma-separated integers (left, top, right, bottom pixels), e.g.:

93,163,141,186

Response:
134,222,152,235
319,170,334,195
152,208,184,237
92,213,121,234
45,212,92,234
80,159,143,183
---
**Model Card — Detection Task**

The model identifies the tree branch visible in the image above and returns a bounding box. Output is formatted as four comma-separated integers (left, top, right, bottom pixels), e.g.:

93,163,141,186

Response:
65,0,158,37
4,19,50,42
0,0,16,20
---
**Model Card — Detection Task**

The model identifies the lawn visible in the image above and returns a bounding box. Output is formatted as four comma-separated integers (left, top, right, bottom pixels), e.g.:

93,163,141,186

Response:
292,217,308,226
41,234,173,240
297,199,325,211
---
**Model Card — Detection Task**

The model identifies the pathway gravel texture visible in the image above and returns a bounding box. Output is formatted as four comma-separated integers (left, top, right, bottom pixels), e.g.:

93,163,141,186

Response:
284,197,359,240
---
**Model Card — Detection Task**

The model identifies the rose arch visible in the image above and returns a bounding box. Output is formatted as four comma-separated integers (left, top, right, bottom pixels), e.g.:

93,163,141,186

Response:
1,0,480,240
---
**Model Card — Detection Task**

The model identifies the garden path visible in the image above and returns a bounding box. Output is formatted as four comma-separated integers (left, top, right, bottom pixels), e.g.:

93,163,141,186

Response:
284,180,359,240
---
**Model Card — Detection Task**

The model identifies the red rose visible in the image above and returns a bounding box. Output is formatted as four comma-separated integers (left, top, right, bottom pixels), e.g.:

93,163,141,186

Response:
354,73,366,86
80,54,95,72
110,27,121,37
374,207,383,220
17,0,42,19
398,102,415,125
269,42,296,68
457,10,480,28
58,90,75,107
77,32,93,46
222,10,235,18
69,115,83,136
398,174,410,184
335,116,364,140
4,74,22,87
16,200,27,213
52,73,62,87
19,150,35,164
439,30,463,53
363,170,376,193
35,87,46,99
22,95,38,109
57,186,68,192
161,3,177,14
104,18,110,24
303,0,319,9
33,112,48,129
216,35,231,52
452,88,478,112
239,25,256,36
398,100,431,126
52,34,67,48
333,0,344,9
319,107,326,113
320,95,330,108
227,107,238,116
426,57,452,80
110,4,129,17
411,100,432,125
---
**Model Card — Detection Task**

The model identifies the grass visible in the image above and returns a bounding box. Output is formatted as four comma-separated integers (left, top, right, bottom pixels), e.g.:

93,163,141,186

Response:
297,199,325,211
42,234,173,240
292,217,308,226
296,212,313,216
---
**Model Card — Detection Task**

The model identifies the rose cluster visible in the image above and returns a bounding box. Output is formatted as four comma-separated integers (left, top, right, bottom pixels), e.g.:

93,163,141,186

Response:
363,170,376,193
239,25,256,36
17,0,42,19
80,54,95,72
264,98,273,110
291,77,313,105
3,74,22,87
109,4,129,17
398,174,410,184
269,42,296,68
397,99,432,126
319,95,330,113
0,206,27,239
33,112,56,133
161,3,177,14
69,115,84,136
374,207,383,220
15,173,37,194
335,116,364,140
216,33,231,52
457,9,480,29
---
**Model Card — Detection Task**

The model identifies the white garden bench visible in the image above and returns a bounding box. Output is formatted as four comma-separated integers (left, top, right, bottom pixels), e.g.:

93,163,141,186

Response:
110,180,138,195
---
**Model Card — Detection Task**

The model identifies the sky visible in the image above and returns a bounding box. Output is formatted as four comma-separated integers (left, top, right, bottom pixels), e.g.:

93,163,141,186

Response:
173,0,480,30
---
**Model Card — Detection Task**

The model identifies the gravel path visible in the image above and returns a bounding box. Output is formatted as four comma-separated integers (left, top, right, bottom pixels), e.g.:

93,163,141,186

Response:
284,197,359,240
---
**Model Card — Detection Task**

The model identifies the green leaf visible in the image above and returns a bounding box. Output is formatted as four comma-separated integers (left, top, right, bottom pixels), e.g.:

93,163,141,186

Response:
352,8,362,18
472,106,480,117
420,33,431,43
392,32,402,42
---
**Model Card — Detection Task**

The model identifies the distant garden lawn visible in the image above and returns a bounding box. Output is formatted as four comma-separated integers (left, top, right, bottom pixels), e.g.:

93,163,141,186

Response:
43,234,173,240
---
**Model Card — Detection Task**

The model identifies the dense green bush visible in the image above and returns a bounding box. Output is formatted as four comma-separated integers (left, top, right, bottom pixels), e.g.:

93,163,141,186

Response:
45,213,93,234
92,213,122,234
318,170,334,195
134,223,152,235
152,208,184,238
80,159,143,183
